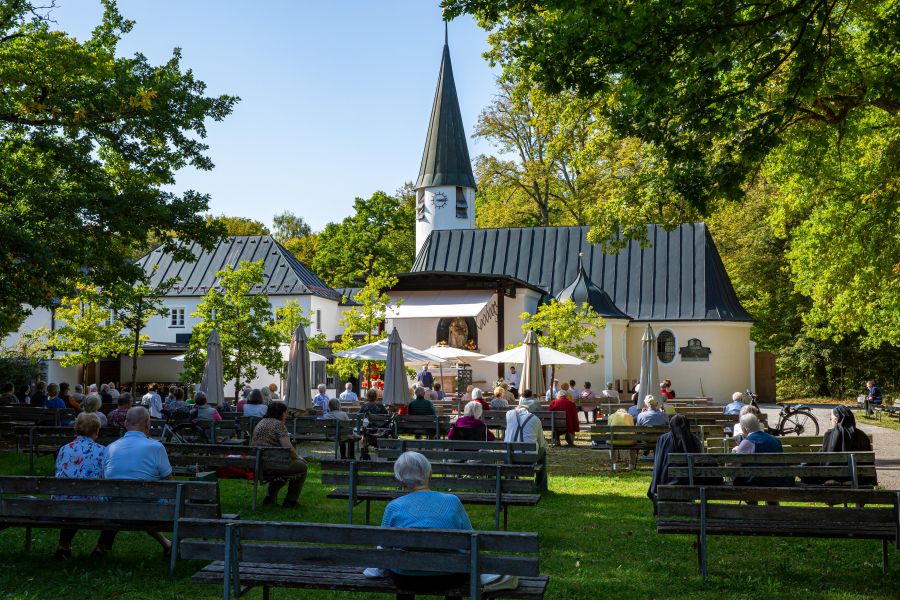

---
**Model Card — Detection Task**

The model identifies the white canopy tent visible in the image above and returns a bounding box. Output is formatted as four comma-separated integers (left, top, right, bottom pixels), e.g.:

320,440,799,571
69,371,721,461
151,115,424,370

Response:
386,290,494,319
334,338,444,365
480,344,586,366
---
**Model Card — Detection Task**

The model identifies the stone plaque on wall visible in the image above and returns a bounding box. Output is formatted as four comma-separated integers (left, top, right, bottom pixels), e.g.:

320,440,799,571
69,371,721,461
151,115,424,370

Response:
679,338,711,361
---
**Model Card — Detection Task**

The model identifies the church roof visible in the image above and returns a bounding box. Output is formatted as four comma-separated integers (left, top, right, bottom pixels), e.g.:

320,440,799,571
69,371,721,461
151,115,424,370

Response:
411,223,752,322
555,258,631,319
414,35,476,190
137,235,341,301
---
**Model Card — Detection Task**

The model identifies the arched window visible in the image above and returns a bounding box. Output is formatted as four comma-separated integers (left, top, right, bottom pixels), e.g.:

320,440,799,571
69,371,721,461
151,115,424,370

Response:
456,186,468,218
657,330,676,364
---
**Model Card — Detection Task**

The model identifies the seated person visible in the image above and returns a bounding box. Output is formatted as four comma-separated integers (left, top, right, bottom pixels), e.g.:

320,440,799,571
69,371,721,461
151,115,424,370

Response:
500,382,516,404
601,381,619,400
803,405,876,486
647,415,721,512
42,383,66,409
190,392,222,421
242,389,268,418
659,379,676,400
432,382,446,401
358,388,388,417
578,381,598,422
731,413,790,487
489,386,510,410
731,404,761,441
503,401,547,451
447,401,495,441
101,407,173,556
723,391,747,415
460,385,475,405
106,394,133,429
53,413,108,559
312,384,330,415
635,395,669,427
380,452,473,597
338,382,359,404
323,399,356,459
548,389,579,446
471,388,491,412
407,387,436,416
603,407,636,470
516,389,541,414
251,401,308,507
82,394,108,427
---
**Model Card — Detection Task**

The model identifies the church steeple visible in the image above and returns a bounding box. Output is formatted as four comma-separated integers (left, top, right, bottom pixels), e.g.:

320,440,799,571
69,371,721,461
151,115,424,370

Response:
415,29,476,190
413,24,477,258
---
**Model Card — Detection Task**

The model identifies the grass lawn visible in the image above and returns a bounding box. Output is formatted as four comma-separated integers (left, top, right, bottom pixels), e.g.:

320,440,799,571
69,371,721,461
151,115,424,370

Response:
0,449,897,599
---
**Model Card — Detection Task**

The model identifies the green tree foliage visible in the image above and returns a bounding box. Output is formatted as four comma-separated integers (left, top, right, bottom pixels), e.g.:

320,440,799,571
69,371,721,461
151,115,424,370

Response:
207,215,269,237
272,299,326,351
329,274,397,381
281,234,319,272
0,1,235,330
313,189,415,287
181,261,281,399
109,276,177,393
272,211,312,243
50,283,129,387
0,327,50,386
520,298,605,382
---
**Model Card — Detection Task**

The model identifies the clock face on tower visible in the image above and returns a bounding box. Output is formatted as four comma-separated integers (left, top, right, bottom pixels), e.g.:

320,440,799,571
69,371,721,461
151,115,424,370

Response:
432,191,448,208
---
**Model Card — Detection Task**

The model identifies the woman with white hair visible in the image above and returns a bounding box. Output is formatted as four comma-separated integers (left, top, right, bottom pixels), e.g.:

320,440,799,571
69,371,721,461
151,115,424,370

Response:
82,394,108,427
447,401,495,441
723,391,748,415
381,451,472,596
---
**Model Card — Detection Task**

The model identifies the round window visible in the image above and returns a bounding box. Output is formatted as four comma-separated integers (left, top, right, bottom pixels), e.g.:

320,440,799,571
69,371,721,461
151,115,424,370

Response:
657,330,676,364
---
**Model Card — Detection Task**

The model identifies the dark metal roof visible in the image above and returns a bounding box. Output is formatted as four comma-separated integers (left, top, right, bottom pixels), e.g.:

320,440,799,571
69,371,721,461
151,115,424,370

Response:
555,258,631,319
411,223,753,322
137,236,341,301
414,38,476,190
335,287,362,306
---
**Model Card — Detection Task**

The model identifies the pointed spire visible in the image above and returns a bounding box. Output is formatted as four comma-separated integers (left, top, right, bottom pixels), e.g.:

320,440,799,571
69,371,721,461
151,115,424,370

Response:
415,24,476,190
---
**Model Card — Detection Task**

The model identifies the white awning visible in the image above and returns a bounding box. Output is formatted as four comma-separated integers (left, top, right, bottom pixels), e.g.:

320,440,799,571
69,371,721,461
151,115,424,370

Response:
387,290,494,319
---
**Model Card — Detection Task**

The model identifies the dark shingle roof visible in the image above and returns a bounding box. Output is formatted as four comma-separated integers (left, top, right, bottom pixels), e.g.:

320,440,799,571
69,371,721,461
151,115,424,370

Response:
555,258,631,319
138,236,341,301
411,224,752,322
414,40,476,190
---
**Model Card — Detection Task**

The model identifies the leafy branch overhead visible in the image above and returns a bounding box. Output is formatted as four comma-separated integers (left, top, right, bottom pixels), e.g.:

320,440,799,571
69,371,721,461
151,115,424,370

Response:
0,0,235,331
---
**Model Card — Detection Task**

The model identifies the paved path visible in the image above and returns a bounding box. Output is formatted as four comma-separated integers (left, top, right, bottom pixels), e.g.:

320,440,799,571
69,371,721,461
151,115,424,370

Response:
761,405,900,490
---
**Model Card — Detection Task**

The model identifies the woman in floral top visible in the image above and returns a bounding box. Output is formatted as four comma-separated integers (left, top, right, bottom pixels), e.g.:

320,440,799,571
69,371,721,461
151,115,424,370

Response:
54,413,109,559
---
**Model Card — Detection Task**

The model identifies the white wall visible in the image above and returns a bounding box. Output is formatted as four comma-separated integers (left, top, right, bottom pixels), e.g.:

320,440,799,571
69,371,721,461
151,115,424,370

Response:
625,322,752,403
310,296,342,341
2,307,53,349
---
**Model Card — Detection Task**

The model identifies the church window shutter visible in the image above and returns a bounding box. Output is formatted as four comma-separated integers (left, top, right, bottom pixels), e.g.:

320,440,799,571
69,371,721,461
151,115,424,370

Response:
416,189,426,221
456,186,467,218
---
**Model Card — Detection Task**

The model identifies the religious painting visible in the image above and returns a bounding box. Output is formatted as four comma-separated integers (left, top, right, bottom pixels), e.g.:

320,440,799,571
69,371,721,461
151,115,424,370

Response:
436,317,478,351
679,338,711,361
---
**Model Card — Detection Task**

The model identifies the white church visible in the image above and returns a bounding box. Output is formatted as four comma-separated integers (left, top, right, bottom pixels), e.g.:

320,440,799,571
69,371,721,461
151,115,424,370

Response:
5,33,759,402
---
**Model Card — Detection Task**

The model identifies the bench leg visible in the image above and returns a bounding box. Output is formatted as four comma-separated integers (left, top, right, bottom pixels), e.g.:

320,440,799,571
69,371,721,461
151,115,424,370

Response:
24,527,31,553
365,499,371,525
503,506,509,531
262,586,270,600
883,539,889,575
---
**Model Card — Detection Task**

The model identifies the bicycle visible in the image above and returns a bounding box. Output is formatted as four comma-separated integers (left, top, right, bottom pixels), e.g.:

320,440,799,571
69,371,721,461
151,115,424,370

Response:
747,390,819,436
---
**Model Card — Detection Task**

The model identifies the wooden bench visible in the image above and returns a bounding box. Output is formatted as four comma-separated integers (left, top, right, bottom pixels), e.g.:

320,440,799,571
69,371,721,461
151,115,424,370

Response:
656,485,900,579
481,410,569,442
182,518,548,600
376,438,548,492
665,451,878,488
0,476,221,574
0,407,77,435
163,443,294,510
14,426,123,473
321,459,542,530
364,413,453,439
283,416,347,456
704,433,875,454
590,425,728,470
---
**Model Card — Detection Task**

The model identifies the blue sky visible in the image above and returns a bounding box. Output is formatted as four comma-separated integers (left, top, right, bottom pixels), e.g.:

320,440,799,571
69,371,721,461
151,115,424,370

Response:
53,1,499,230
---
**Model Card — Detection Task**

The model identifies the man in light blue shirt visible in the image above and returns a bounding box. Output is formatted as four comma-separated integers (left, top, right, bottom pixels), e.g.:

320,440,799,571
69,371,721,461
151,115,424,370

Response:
723,392,748,415
635,396,670,427
338,382,359,403
98,407,173,556
312,383,330,415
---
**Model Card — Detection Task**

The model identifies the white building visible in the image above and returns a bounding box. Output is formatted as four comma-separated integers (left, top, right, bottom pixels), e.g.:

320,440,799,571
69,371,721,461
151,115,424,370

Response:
384,34,756,403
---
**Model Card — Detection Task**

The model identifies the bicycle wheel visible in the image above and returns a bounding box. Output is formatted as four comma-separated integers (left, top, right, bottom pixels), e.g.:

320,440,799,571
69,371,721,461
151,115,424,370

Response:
778,410,819,436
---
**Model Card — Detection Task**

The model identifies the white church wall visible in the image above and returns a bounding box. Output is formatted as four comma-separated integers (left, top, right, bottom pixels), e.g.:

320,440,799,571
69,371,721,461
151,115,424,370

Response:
309,296,341,341
625,322,752,403
2,306,54,349
415,186,476,256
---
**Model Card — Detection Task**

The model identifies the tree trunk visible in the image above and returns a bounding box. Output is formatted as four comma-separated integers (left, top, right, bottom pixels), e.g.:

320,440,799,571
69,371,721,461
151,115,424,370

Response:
130,328,140,395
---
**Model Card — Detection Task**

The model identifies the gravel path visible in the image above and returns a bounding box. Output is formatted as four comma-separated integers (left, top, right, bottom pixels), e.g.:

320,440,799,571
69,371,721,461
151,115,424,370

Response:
760,404,900,490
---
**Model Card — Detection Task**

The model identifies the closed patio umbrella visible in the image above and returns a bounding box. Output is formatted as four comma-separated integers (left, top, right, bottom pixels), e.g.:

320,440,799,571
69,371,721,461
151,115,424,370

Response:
519,330,545,398
283,324,313,410
199,329,224,406
638,324,660,410
382,328,409,406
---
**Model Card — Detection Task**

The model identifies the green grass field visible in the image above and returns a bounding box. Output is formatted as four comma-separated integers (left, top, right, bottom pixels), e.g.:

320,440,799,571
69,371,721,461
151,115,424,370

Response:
0,450,897,599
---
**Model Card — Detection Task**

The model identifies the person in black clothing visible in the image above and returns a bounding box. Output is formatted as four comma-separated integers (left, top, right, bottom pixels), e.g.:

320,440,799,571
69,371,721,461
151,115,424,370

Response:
407,387,436,416
647,414,721,513
16,385,30,404
30,381,48,406
864,380,882,417
358,388,387,417
802,405,876,485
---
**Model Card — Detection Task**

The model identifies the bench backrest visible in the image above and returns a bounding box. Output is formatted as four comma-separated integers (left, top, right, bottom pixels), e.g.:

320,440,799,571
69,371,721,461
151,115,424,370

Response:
163,443,293,472
376,438,542,465
15,426,123,450
667,452,877,486
321,459,538,495
0,406,76,425
656,485,900,534
481,410,567,432
287,416,344,438
0,476,219,521
178,518,540,598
